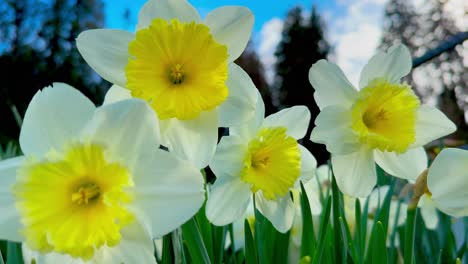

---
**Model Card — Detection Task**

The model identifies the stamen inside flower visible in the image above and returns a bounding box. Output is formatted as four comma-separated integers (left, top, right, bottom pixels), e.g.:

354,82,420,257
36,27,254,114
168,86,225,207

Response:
71,182,101,205
351,78,420,153
14,143,134,260
170,64,185,84
241,127,301,200
126,18,229,120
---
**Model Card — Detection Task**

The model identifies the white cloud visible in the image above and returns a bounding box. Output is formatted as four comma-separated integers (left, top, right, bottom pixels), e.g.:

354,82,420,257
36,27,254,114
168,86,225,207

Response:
444,0,468,31
257,1,388,87
258,17,283,84
329,0,388,86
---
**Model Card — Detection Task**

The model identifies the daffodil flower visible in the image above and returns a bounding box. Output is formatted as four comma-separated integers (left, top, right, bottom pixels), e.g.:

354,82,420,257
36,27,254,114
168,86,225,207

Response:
206,93,317,232
0,83,204,263
425,148,468,218
309,44,456,198
76,0,257,169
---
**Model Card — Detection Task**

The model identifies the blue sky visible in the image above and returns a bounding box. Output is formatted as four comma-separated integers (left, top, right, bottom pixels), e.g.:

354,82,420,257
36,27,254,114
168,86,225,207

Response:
104,0,342,34
103,0,389,85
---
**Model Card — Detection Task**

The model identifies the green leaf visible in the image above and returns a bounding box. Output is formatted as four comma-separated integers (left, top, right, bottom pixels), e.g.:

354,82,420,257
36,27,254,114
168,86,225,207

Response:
212,225,227,264
228,224,238,264
6,242,23,264
162,233,174,264
181,218,211,264
272,230,290,264
388,200,403,264
195,203,214,262
404,207,417,264
331,176,343,263
339,216,358,263
354,199,364,264
312,195,332,264
300,182,316,258
371,221,388,264
244,219,258,264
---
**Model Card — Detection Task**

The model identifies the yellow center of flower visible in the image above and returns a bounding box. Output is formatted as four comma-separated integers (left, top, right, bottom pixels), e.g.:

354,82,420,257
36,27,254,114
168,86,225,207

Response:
351,78,420,153
13,143,134,260
241,127,301,200
126,18,229,120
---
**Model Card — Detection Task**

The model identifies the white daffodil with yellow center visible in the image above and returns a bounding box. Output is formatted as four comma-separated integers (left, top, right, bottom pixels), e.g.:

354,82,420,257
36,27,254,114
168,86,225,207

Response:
0,84,204,263
423,148,468,219
76,0,257,169
309,44,456,198
206,93,317,232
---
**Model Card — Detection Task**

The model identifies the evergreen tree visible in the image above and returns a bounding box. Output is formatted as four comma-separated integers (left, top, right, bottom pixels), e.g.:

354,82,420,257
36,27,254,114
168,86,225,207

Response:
0,0,108,144
381,0,467,140
274,5,331,164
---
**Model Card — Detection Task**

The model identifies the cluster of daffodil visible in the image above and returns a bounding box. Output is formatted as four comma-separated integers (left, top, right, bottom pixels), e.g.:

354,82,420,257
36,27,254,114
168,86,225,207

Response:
0,0,467,263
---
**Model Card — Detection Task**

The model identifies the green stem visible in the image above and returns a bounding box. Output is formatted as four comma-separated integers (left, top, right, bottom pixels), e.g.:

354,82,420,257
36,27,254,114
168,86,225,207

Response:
404,206,417,264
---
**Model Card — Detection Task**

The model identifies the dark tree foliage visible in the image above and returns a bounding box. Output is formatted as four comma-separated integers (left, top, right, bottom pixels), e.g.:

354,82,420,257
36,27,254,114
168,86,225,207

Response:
274,5,331,164
0,0,108,145
235,41,275,115
380,0,468,140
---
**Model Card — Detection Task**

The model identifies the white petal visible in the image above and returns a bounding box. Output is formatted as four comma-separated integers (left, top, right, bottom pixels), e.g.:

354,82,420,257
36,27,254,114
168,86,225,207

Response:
204,6,254,62
0,156,24,242
255,193,295,233
76,29,134,87
160,110,218,169
230,90,265,141
218,64,257,127
294,145,317,187
132,149,204,238
137,0,200,29
428,148,468,217
21,246,83,264
418,194,439,230
210,135,247,179
413,105,456,147
310,105,360,155
359,44,411,88
81,99,160,171
262,106,310,140
24,222,156,264
93,222,156,263
206,177,252,226
308,59,357,110
103,85,132,105
20,83,95,157
374,147,427,181
331,147,376,198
